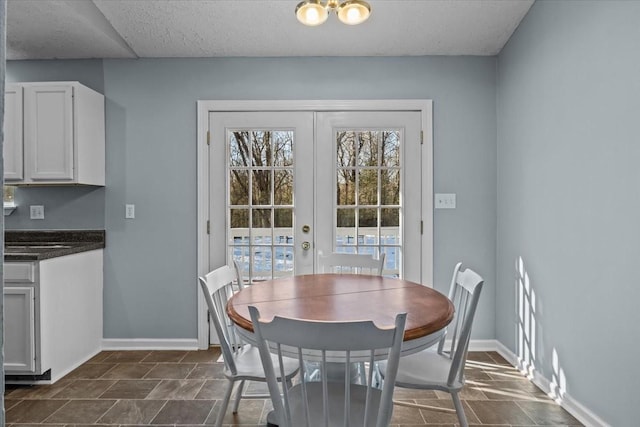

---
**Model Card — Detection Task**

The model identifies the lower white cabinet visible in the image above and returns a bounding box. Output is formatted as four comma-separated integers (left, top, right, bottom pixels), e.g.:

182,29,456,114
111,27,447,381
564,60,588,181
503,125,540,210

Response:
4,250,103,383
4,287,36,372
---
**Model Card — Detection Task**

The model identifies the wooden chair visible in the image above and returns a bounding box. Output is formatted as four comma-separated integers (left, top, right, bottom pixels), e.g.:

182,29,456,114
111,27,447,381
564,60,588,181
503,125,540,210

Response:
378,262,484,427
317,251,386,275
198,265,298,427
250,305,407,427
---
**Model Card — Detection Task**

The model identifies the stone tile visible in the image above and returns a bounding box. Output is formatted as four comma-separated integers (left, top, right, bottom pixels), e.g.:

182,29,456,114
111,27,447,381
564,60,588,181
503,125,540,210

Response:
196,379,233,399
434,384,488,401
187,363,226,379
151,399,215,424
64,363,116,379
146,379,206,400
389,403,428,425
486,351,513,366
5,379,73,399
101,363,155,379
182,347,222,363
413,399,481,425
100,379,161,399
393,387,438,400
144,362,197,379
85,351,115,363
44,399,117,424
479,379,549,401
517,400,583,425
4,399,22,411
205,398,266,425
52,379,117,398
6,399,69,423
98,399,167,424
103,350,152,363
466,399,537,425
141,350,188,363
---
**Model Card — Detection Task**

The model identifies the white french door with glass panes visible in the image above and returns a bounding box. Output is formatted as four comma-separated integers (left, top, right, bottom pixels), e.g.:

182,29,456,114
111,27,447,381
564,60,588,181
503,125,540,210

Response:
316,111,422,281
209,109,422,285
209,112,315,284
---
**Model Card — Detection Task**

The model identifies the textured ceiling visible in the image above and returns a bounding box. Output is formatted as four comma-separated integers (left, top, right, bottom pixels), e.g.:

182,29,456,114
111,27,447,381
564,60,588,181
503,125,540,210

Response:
7,0,534,60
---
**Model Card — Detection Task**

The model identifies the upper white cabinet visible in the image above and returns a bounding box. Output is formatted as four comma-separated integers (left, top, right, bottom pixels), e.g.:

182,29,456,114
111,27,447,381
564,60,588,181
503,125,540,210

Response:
3,82,105,186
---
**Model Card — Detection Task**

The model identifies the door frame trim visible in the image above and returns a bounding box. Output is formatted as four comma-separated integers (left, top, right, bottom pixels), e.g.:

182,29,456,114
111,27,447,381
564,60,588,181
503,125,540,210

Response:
196,99,433,349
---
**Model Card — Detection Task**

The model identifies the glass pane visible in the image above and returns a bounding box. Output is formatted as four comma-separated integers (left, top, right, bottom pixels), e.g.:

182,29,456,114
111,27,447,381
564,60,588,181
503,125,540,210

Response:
336,131,357,167
337,170,356,205
274,208,293,232
251,131,272,166
381,131,400,167
231,246,251,285
337,208,355,227
252,246,272,281
252,170,272,205
380,246,399,277
229,170,249,205
230,131,250,167
381,208,399,228
358,169,378,205
274,246,294,276
381,169,400,205
357,131,379,167
274,170,293,205
335,246,357,254
230,209,249,232
273,131,293,167
358,208,378,228
252,208,271,231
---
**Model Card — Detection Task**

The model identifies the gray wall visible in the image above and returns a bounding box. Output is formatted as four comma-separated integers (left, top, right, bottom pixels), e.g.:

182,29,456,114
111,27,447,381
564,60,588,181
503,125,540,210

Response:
496,1,640,425
7,56,497,341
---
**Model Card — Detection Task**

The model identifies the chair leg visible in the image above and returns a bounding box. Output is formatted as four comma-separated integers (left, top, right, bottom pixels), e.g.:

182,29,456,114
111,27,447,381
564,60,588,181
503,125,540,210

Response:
451,391,468,427
232,379,246,414
215,378,235,427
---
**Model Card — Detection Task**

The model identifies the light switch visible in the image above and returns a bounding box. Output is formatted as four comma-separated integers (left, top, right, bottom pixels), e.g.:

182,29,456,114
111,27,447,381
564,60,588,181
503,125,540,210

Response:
125,204,135,219
435,193,456,209
30,205,45,219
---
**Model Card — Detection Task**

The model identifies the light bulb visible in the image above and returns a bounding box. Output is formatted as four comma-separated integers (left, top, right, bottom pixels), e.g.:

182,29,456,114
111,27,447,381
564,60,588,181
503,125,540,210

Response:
296,1,329,26
337,0,371,25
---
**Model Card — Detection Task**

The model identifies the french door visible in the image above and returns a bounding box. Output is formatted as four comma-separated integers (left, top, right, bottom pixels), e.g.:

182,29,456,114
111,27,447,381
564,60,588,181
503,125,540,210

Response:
209,110,423,282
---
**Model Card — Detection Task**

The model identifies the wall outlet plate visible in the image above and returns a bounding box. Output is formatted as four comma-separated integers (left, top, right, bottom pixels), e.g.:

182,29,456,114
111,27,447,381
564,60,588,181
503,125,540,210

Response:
125,204,135,219
30,205,45,219
435,193,456,209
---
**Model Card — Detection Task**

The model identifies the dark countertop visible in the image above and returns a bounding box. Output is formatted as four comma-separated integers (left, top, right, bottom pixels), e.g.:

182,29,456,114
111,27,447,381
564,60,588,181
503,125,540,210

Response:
5,230,105,261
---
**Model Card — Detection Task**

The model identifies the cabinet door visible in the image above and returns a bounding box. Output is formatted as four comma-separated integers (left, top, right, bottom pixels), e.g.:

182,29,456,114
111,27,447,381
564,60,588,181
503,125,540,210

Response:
4,85,24,181
24,85,74,181
4,287,36,372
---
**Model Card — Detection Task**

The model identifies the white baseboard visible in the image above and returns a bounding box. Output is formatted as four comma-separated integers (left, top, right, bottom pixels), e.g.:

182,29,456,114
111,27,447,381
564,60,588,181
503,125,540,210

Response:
101,338,200,350
494,341,610,427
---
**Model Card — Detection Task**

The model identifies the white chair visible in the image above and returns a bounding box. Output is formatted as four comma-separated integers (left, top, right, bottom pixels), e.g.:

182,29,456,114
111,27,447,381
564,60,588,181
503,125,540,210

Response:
318,251,386,275
250,305,407,427
378,262,484,427
232,259,246,289
198,265,298,427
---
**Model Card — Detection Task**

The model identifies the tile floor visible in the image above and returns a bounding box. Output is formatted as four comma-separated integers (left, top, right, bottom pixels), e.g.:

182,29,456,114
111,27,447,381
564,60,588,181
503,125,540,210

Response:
4,349,582,426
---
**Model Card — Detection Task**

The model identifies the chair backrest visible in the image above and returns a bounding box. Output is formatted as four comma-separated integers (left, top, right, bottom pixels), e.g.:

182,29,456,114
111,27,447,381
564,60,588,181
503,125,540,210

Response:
232,259,246,289
437,262,484,386
317,251,386,275
198,264,244,375
250,306,406,427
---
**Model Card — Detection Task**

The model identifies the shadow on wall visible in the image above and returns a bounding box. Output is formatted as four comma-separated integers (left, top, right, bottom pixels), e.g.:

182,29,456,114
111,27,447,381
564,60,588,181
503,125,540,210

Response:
515,256,567,405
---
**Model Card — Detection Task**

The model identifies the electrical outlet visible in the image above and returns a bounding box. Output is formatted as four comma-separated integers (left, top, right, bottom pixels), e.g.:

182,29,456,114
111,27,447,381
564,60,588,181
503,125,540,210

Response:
435,193,456,209
30,205,45,219
125,204,135,219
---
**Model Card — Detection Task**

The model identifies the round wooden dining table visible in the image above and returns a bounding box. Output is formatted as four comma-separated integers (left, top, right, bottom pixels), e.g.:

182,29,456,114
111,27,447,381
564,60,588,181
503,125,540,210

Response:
227,273,455,356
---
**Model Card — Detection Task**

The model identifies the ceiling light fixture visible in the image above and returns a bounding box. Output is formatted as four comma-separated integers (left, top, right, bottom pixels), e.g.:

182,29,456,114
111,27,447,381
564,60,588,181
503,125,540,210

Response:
295,0,371,26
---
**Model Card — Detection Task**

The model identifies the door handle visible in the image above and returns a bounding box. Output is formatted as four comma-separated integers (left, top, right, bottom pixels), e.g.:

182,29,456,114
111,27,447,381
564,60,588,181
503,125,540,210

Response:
301,241,311,251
